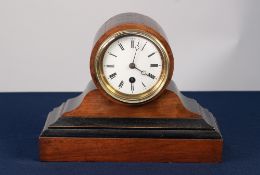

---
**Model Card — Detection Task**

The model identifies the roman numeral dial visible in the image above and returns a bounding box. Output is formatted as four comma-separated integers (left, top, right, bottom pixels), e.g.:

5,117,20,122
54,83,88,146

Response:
118,43,124,50
102,35,163,95
109,72,117,79
118,80,124,89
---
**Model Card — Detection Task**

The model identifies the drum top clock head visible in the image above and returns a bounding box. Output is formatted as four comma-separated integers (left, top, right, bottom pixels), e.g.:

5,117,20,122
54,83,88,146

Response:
90,13,174,104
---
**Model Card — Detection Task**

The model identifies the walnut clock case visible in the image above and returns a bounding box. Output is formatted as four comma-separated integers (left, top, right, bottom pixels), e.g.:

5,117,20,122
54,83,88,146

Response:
39,13,223,163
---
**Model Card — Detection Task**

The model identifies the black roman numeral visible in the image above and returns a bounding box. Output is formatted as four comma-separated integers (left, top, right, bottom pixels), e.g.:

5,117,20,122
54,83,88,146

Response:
105,65,114,68
109,52,117,57
118,43,124,50
142,82,146,88
131,39,134,48
109,72,117,79
150,64,158,67
141,42,147,51
148,52,156,57
118,80,124,88
147,73,156,79
131,83,134,93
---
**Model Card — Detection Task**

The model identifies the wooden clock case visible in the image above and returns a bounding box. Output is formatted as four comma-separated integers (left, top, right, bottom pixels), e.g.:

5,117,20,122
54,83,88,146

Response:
39,13,223,163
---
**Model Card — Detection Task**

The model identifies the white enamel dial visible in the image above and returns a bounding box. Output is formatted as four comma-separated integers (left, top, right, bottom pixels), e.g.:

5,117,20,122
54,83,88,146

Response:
103,35,162,95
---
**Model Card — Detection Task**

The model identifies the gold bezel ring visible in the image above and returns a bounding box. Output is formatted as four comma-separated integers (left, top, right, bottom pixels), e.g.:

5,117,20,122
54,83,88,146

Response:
94,29,170,104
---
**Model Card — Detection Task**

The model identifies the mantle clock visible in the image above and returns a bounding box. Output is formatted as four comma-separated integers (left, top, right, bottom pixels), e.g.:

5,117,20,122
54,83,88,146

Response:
39,13,223,162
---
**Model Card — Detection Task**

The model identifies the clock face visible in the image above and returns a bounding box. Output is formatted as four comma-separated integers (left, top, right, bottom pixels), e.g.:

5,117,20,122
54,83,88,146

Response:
93,30,171,104
102,35,162,95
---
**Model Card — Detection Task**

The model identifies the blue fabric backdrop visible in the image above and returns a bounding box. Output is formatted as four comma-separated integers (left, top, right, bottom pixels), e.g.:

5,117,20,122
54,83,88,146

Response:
0,92,259,175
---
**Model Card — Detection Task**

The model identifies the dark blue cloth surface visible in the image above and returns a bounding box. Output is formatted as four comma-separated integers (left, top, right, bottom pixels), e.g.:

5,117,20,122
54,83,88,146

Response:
0,92,259,175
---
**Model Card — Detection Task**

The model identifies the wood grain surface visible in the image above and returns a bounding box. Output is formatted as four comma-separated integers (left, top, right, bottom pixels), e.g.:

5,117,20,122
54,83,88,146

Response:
39,137,223,162
63,89,199,119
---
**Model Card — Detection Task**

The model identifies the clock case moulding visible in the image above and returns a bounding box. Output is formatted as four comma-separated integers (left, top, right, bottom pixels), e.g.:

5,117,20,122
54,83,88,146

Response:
39,81,223,163
39,13,223,163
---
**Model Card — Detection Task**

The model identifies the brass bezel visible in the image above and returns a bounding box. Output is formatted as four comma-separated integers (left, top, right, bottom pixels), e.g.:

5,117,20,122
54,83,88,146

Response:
94,29,170,104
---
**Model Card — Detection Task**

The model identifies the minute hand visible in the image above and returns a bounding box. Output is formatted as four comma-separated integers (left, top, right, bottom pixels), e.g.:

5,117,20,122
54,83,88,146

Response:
131,41,140,63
